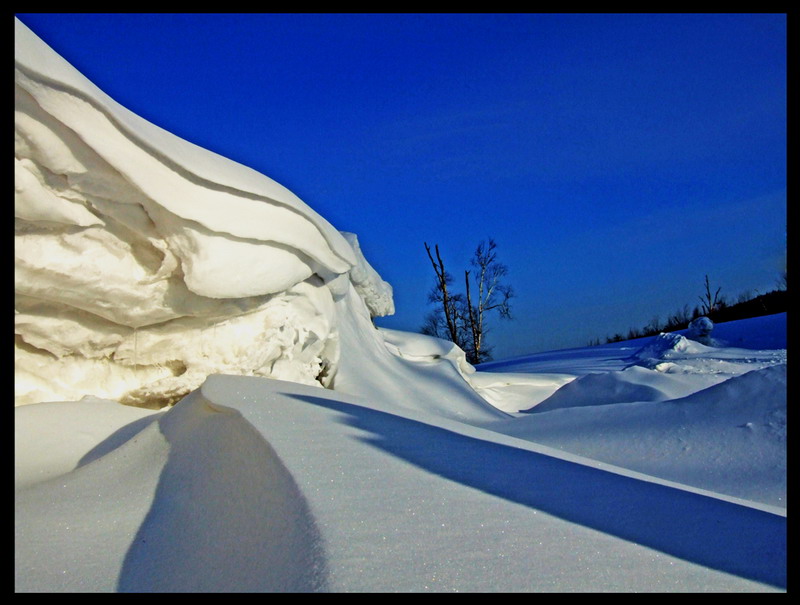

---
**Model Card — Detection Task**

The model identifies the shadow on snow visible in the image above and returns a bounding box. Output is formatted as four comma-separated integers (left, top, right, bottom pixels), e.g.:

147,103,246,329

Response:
288,393,785,589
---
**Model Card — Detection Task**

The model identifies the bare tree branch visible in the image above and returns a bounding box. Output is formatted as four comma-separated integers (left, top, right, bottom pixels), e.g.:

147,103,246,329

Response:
699,274,723,316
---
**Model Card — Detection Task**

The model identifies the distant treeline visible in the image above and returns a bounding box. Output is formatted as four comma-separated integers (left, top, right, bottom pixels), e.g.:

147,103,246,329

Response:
590,287,788,346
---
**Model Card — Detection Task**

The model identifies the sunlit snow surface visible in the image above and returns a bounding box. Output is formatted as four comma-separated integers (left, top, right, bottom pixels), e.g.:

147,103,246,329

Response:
15,19,785,592
477,315,786,510
15,18,392,407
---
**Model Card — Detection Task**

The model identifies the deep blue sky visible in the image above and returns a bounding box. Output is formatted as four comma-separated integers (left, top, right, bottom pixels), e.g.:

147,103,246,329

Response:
16,13,786,358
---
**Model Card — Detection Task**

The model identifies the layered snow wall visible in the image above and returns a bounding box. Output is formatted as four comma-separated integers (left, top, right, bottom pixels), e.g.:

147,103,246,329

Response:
14,19,394,407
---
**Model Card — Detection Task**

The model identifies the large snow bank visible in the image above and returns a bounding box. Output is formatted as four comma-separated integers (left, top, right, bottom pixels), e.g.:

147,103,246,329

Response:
14,19,393,408
14,16,786,591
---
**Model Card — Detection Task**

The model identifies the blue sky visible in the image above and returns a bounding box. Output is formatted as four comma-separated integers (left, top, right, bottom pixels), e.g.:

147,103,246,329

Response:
16,13,786,359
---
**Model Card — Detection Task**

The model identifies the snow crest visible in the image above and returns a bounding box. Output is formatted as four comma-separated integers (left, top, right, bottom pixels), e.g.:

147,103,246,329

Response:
14,19,393,407
634,332,713,361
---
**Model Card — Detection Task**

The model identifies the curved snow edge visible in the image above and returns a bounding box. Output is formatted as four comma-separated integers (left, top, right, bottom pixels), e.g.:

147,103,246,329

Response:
14,17,356,272
200,373,787,518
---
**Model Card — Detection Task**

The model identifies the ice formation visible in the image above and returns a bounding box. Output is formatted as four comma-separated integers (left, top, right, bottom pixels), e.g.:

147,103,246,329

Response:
14,19,395,408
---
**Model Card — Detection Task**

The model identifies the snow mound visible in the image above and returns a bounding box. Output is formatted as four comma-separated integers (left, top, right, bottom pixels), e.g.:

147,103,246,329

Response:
332,296,508,422
15,389,328,592
522,364,721,414
490,363,786,507
688,316,714,337
633,331,786,378
380,327,474,370
634,332,714,360
14,19,394,408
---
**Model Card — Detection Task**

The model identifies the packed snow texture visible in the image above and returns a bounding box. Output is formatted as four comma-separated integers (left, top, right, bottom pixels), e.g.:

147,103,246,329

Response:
15,18,393,407
15,19,785,593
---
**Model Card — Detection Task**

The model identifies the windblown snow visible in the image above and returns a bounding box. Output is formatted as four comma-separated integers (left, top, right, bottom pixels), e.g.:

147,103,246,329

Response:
15,18,394,408
15,18,786,593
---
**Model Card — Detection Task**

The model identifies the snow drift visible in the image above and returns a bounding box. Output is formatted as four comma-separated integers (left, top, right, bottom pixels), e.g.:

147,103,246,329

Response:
15,18,394,408
15,17,785,593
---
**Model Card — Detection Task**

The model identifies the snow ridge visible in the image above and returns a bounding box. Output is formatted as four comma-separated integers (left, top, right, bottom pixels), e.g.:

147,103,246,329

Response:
15,19,393,407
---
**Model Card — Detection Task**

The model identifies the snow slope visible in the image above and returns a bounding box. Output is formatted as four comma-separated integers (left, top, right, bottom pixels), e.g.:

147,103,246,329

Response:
15,18,785,592
16,339,787,592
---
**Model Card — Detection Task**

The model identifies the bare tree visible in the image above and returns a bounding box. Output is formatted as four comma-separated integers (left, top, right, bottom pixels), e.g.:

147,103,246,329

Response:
423,243,464,346
699,274,723,316
422,239,513,364
666,303,692,329
464,239,513,363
